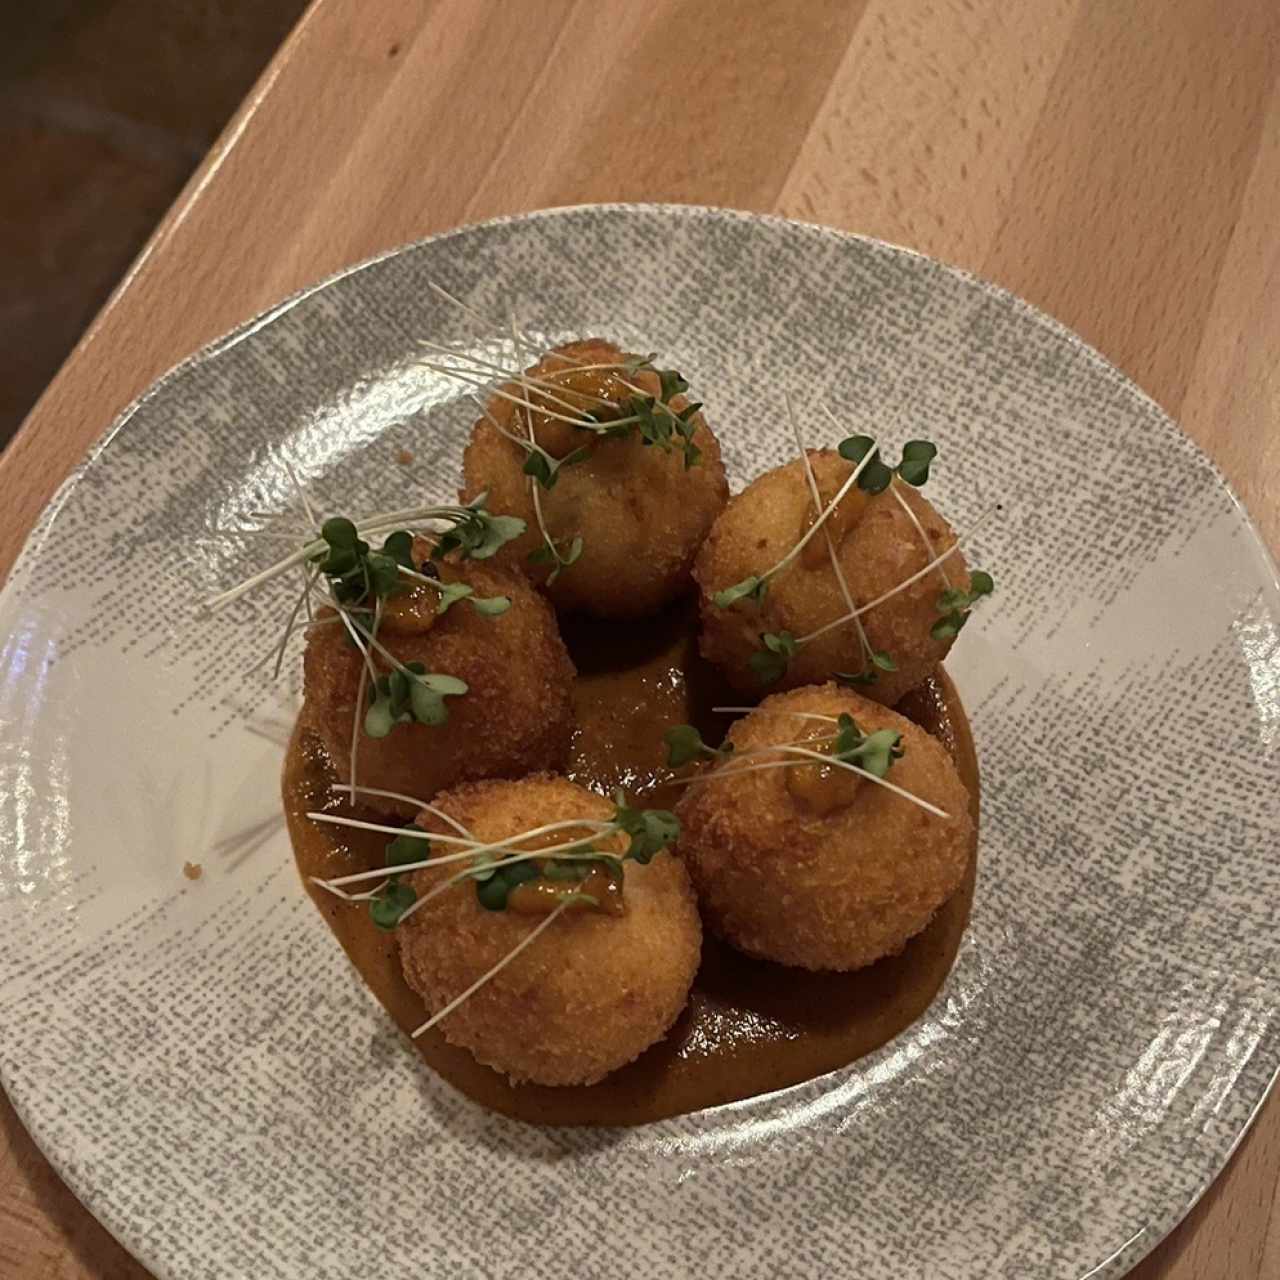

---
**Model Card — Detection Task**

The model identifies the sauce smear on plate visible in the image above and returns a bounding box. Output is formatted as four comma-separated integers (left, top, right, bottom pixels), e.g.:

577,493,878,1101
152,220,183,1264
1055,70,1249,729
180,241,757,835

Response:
284,601,979,1126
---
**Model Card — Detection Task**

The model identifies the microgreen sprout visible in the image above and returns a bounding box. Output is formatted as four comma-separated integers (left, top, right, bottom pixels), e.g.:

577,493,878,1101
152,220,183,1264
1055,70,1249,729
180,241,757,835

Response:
713,437,881,609
528,532,584,584
422,342,703,466
663,724,733,768
307,795,679,904
931,570,995,640
204,492,525,612
411,899,576,1040
363,664,468,736
790,398,887,685
611,793,681,863
430,499,527,561
837,436,939,493
748,630,798,685
830,712,903,779
426,577,511,617
794,503,1002,648
836,651,897,688
368,832,431,930
673,731,946,819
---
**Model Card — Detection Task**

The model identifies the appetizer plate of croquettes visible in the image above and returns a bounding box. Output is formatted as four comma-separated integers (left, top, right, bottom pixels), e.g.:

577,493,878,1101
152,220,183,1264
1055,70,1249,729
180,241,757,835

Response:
1,205,1277,1280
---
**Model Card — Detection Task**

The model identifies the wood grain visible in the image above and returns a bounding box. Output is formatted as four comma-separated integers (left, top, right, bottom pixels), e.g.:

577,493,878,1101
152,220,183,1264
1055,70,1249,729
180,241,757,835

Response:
1,1,1277,1276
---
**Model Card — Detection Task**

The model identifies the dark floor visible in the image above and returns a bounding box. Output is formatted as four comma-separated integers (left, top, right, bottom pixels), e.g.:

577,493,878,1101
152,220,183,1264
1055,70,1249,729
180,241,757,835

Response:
0,0,309,451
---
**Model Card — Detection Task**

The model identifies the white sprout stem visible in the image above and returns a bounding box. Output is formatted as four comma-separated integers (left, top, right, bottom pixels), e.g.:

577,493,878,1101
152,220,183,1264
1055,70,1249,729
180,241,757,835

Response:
789,396,875,663
327,783,476,839
311,588,437,688
396,564,447,592
304,811,478,853
311,842,609,904
349,669,366,799
410,900,573,1039
507,304,544,363
300,563,314,624
891,483,953,589
778,746,949,817
306,815,615,886
392,846,610,922
283,459,320,528
330,595,379,687
204,504,473,611
796,504,1000,647
758,442,879,585
347,595,381,796
711,706,840,725
419,364,600,429
246,565,318,677
419,341,616,416
468,394,561,565
427,280,547,362
678,746,949,819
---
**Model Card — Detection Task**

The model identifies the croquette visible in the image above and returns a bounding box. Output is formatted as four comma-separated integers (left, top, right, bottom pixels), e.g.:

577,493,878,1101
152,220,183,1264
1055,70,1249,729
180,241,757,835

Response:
461,338,729,617
398,775,702,1085
676,684,972,971
302,540,574,819
694,450,971,704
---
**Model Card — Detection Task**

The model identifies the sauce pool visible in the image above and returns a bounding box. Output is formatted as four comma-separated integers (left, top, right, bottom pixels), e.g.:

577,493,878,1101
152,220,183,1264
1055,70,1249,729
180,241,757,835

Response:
284,600,979,1126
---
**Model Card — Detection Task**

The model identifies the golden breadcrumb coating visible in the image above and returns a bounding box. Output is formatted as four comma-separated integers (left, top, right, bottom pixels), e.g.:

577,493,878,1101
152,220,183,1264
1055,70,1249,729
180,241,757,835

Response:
461,338,728,617
676,684,972,971
398,775,701,1085
695,450,971,704
302,548,574,819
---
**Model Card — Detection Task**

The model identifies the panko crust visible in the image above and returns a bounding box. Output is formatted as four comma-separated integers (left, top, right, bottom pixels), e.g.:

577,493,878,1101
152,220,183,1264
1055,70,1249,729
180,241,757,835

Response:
301,554,575,819
398,775,702,1085
694,450,971,705
460,338,729,617
676,684,973,972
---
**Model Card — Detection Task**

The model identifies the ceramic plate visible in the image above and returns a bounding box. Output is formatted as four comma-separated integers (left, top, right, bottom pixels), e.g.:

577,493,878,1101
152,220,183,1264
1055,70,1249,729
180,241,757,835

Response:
2,205,1278,1280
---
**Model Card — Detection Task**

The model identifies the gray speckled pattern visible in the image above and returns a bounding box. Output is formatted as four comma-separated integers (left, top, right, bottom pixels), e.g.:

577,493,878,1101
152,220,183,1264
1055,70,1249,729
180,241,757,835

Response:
1,205,1278,1280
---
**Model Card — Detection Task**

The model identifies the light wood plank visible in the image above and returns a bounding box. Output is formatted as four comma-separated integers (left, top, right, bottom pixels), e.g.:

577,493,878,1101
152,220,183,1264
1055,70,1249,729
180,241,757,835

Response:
1,1,1277,1276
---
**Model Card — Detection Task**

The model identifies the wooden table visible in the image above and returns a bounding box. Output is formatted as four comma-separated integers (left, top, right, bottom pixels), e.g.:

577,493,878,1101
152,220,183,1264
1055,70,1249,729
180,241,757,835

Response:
2,1,1277,1275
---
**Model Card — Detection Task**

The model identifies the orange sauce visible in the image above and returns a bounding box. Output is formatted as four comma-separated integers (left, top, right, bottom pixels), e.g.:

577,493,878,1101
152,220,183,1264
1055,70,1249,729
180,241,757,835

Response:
284,599,979,1126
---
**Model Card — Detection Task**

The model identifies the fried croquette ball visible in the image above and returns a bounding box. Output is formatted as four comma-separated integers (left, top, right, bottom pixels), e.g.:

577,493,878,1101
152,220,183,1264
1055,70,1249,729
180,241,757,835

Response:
398,775,701,1085
302,542,574,819
461,338,729,617
695,450,972,704
676,684,972,971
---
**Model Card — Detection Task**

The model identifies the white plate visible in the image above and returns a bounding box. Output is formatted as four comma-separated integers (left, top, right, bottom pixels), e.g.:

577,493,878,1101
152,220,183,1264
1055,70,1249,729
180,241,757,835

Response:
2,205,1278,1279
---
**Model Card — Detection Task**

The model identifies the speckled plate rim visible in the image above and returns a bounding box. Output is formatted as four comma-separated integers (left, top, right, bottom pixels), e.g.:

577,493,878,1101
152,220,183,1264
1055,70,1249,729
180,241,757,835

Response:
2,202,1279,1280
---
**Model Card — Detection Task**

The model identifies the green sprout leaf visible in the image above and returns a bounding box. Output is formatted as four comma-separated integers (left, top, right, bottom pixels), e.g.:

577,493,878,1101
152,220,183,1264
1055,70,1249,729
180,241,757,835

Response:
658,368,690,401
433,500,526,561
530,533,584,584
871,649,897,671
838,435,894,494
932,569,995,641
369,880,416,931
521,444,592,492
386,832,429,867
827,714,904,779
713,575,767,608
434,581,474,613
836,669,878,687
663,724,729,768
968,569,994,597
896,440,938,487
749,630,797,685
475,858,541,912
364,664,468,735
612,794,680,864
